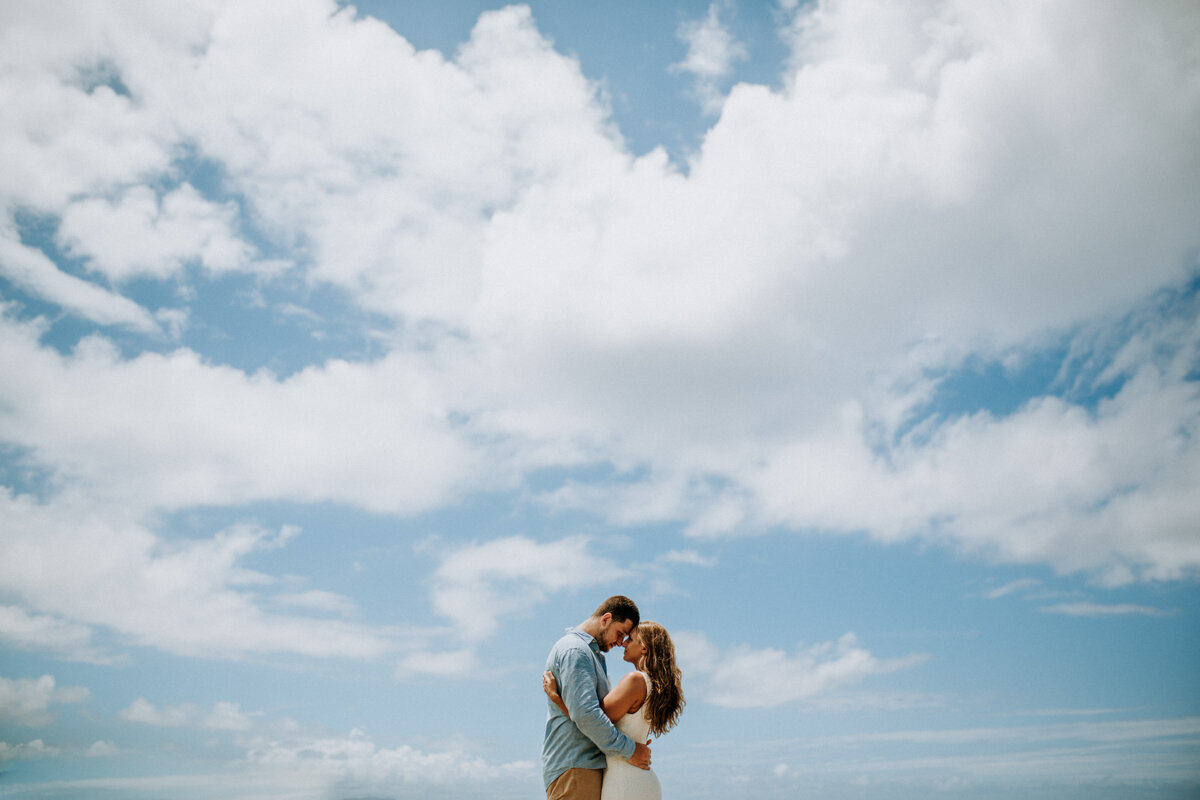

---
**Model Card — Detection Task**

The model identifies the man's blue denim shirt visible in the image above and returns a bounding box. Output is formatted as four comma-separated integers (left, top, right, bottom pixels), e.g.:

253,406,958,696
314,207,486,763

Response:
541,626,635,789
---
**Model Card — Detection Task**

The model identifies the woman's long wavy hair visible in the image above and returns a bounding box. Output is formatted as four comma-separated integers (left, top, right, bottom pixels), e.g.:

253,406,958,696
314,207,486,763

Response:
636,621,684,736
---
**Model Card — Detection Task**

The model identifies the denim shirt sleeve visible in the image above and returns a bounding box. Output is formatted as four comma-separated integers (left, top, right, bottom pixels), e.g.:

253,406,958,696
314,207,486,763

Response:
559,647,636,759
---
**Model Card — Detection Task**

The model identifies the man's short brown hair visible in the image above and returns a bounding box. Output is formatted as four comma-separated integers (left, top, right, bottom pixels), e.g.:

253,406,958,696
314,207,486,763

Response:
592,595,639,627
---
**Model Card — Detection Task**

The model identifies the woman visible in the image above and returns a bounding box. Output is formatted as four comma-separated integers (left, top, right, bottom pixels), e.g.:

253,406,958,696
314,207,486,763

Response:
543,621,684,800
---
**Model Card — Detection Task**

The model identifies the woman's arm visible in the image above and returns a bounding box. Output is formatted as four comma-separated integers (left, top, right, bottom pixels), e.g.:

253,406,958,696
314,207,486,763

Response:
543,670,569,716
599,671,647,724
544,670,647,724
545,667,651,769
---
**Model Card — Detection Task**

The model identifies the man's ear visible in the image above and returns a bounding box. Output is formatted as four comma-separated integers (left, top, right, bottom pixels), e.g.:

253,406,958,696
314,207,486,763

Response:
599,612,612,628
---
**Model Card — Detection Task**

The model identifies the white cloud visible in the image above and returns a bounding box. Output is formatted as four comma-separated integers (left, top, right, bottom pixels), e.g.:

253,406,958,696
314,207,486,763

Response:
690,714,1200,791
203,701,255,732
119,698,254,731
0,493,396,660
985,579,1040,599
58,184,256,281
834,716,1200,746
395,647,485,680
1041,602,1177,618
459,0,1198,581
0,234,159,332
0,311,476,514
118,697,193,727
85,740,119,757
271,590,358,617
675,631,928,708
0,673,89,727
429,535,628,641
240,727,536,792
744,316,1200,583
0,3,1195,796
0,738,62,763
0,605,116,664
0,17,179,212
788,716,1200,782
0,0,1195,688
671,2,748,114
657,549,718,568
145,1,622,325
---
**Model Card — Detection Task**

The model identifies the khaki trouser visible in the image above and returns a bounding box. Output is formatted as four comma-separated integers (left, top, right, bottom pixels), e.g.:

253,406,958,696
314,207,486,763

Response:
546,767,604,800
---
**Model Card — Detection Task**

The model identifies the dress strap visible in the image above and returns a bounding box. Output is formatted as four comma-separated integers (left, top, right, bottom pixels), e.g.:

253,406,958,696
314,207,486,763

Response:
639,670,652,696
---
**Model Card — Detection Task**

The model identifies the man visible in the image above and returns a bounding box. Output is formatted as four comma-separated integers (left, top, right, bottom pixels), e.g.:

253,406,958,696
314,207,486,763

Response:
542,595,652,800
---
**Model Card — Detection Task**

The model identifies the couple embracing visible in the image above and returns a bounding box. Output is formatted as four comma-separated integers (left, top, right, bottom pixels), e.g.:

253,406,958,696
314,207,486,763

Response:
541,595,684,800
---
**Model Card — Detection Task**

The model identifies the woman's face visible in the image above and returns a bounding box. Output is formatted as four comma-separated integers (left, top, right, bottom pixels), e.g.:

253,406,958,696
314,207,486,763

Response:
622,629,646,665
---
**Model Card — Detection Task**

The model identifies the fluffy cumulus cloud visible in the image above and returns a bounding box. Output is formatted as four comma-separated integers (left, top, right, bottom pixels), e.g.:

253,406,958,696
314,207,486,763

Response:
473,0,1200,583
0,494,396,659
744,299,1200,584
58,184,256,281
0,673,90,727
0,739,63,763
0,316,475,515
0,0,1198,664
119,698,254,730
241,728,535,792
110,696,534,796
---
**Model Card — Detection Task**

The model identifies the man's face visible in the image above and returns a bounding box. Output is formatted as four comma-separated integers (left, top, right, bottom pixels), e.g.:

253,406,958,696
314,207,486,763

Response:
599,616,635,652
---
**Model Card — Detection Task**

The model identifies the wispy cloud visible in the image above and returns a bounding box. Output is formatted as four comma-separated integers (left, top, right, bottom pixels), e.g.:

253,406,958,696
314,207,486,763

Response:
271,590,358,617
657,549,718,567
684,715,1200,788
0,605,119,664
671,1,748,114
395,647,485,680
0,234,159,332
1041,602,1177,617
0,738,118,765
985,578,1041,599
1002,707,1132,718
0,498,397,661
429,535,627,642
827,716,1200,746
675,631,928,708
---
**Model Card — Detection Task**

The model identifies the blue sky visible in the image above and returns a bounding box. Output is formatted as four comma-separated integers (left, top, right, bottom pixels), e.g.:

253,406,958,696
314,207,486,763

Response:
1,1,1198,798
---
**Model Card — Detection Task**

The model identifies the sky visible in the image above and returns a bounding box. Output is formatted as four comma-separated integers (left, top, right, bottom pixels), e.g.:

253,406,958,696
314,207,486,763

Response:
0,0,1198,798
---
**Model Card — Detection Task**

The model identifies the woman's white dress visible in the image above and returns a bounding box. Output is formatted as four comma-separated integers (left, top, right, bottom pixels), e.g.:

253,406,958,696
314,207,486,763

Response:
601,671,661,800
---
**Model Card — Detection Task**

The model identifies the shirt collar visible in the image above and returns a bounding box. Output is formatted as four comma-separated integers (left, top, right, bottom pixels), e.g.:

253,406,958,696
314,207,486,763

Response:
566,626,602,653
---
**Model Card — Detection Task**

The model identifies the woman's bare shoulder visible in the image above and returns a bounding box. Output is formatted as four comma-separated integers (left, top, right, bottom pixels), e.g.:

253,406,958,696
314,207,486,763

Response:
618,670,648,705
616,670,647,687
